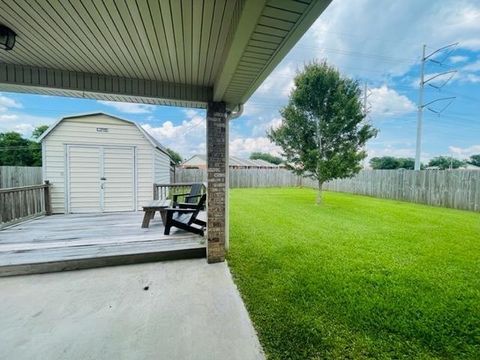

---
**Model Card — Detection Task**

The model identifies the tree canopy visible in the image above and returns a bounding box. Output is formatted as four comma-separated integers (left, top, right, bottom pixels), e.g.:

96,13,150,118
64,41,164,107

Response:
166,147,182,165
249,152,283,165
370,156,417,170
32,125,49,140
269,61,377,204
427,156,465,170
0,125,48,166
467,154,480,167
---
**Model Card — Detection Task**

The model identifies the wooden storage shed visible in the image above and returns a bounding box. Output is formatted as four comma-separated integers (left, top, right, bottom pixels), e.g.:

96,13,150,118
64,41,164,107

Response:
38,113,171,214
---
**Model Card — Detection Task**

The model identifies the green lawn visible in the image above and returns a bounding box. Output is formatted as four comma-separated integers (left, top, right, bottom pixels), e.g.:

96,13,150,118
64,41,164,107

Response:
228,188,480,360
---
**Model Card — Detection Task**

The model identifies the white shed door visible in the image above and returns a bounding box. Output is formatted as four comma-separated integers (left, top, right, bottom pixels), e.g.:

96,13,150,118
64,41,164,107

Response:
103,147,135,212
68,146,135,213
68,146,102,213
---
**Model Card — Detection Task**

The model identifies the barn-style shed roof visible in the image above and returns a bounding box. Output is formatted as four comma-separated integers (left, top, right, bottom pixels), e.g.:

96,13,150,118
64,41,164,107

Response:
38,112,169,154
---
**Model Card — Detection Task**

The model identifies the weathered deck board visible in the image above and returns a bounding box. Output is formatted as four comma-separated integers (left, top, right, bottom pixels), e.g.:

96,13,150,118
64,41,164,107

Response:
0,212,205,276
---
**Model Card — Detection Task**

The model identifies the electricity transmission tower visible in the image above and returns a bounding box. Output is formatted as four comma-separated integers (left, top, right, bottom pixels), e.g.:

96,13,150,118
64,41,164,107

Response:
362,81,372,168
363,81,372,120
415,43,458,170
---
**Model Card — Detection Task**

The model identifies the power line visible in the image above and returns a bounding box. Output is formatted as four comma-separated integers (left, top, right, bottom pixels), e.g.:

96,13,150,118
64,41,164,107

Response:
0,145,41,150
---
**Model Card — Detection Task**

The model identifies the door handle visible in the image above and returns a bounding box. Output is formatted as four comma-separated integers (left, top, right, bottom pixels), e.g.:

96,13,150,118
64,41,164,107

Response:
100,177,106,180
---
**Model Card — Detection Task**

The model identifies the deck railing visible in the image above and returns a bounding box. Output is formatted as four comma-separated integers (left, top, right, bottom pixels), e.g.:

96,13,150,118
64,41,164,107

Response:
153,182,207,201
0,181,52,228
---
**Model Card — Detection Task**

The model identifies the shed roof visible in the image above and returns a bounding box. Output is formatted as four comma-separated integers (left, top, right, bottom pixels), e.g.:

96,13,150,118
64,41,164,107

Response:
38,112,169,155
0,0,332,109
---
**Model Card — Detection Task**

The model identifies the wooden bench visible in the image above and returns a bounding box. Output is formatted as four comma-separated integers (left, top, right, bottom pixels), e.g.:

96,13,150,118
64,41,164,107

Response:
141,199,172,228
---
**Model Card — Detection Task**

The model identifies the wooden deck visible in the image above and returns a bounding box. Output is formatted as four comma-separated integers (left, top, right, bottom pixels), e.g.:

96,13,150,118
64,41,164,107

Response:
0,212,205,276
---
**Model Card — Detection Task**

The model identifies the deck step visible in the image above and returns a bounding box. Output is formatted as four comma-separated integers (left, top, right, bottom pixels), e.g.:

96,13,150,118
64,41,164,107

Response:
0,243,206,277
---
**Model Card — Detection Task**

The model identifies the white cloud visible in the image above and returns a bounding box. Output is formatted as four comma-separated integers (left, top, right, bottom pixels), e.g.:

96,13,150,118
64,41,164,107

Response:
366,145,431,166
257,63,296,99
369,86,416,118
250,117,282,137
141,110,206,158
0,94,22,113
462,73,480,83
142,110,283,159
307,0,480,79
368,146,415,159
98,101,155,114
0,114,18,122
0,106,55,136
450,55,469,64
230,136,282,158
462,59,480,72
448,145,480,157
13,123,35,135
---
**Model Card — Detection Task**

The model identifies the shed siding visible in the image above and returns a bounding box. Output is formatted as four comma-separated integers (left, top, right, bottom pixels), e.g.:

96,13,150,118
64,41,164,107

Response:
43,114,154,213
154,149,171,184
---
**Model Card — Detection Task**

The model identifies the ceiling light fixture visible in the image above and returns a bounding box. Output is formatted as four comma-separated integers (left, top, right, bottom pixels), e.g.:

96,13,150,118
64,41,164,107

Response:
0,25,16,51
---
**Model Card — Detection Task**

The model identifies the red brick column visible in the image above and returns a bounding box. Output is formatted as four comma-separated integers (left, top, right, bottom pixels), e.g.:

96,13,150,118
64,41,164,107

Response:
206,102,228,263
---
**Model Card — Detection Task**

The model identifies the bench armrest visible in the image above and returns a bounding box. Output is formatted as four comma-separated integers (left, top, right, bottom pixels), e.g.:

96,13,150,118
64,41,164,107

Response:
172,192,190,197
164,207,197,214
185,194,202,199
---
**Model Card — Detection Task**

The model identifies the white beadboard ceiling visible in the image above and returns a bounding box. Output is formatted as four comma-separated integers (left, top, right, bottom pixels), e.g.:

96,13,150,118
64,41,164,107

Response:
0,0,331,108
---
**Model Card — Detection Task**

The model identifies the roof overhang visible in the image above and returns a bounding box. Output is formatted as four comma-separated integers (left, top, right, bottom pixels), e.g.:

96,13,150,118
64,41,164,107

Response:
0,0,331,109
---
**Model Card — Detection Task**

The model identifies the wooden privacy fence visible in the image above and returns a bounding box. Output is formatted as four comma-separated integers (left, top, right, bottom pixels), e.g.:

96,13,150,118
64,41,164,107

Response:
323,170,480,212
0,166,42,188
175,168,480,212
153,182,207,200
175,168,307,188
0,181,52,228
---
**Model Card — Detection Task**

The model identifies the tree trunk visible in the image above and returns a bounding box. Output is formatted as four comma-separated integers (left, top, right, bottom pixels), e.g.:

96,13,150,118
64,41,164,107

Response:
316,180,323,205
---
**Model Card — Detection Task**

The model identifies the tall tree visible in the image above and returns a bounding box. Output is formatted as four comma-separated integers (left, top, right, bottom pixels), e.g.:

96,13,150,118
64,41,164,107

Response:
428,156,465,170
166,147,182,165
370,156,399,170
370,156,417,170
30,125,49,166
468,154,480,167
249,152,283,165
269,61,377,204
32,124,49,140
0,125,48,166
0,132,35,166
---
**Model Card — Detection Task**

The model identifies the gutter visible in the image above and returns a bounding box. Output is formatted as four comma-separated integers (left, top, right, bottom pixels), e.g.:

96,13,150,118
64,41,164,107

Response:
228,104,244,120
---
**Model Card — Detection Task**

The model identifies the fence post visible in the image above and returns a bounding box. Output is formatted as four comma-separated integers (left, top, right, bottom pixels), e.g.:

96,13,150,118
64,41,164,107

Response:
44,180,52,215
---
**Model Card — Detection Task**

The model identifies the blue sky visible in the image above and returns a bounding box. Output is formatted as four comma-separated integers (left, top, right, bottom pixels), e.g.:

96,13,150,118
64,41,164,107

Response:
1,0,479,164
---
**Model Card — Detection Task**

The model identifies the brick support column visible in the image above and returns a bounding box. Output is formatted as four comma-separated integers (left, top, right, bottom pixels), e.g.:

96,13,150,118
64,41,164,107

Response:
206,101,229,263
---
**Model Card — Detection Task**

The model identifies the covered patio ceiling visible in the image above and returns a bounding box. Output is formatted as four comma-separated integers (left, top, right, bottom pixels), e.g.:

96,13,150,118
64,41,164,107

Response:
0,0,331,109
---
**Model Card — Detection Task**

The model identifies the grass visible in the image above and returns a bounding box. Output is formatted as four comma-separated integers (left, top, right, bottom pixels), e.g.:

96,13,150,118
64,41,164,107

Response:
227,188,480,359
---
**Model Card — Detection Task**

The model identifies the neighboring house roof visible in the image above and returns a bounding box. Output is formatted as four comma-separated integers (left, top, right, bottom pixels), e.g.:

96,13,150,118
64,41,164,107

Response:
252,159,280,167
182,155,207,165
38,112,169,156
181,154,280,168
464,164,480,170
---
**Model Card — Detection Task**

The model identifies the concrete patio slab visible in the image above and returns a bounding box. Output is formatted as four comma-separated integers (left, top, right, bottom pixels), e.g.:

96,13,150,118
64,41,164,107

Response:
0,259,264,360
